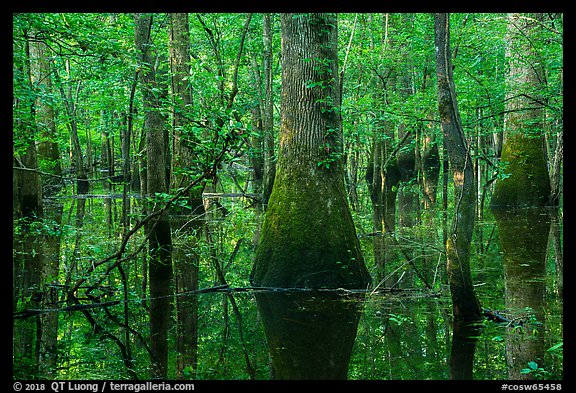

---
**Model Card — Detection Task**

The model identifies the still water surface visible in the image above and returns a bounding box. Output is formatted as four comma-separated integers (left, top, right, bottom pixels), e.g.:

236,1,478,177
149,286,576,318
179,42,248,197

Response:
196,208,563,380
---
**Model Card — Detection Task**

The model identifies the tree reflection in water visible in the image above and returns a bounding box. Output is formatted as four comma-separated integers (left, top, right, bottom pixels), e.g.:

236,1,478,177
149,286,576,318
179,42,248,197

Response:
247,207,559,380
493,208,550,380
255,291,365,379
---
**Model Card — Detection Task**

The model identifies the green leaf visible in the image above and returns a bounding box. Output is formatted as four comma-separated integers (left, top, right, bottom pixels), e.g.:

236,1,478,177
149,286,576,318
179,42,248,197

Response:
547,342,563,352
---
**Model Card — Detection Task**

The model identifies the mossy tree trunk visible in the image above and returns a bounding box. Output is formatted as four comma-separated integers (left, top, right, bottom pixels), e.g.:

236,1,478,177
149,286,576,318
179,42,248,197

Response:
251,13,371,289
435,13,481,322
491,13,551,209
135,13,172,379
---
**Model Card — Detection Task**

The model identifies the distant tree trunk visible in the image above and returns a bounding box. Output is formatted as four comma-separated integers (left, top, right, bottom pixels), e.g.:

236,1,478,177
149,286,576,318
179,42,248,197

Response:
420,123,440,210
168,12,201,379
396,67,417,229
249,105,264,197
491,13,551,209
366,138,386,282
417,70,440,212
396,123,416,228
548,127,562,206
135,13,173,379
251,13,371,289
434,13,481,322
249,13,275,208
101,109,113,231
31,35,63,197
53,60,88,195
345,128,360,210
365,134,399,285
121,71,138,227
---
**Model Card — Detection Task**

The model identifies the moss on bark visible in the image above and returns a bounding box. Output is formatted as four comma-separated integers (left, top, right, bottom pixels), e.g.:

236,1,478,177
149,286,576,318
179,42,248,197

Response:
492,13,551,210
251,162,370,288
251,14,370,290
491,134,550,209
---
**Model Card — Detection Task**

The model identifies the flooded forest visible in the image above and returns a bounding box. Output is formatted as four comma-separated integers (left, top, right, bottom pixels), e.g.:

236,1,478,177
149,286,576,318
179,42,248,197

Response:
13,13,563,381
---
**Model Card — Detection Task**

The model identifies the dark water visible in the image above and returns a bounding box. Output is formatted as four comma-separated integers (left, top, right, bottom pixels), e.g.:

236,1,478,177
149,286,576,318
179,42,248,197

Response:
17,196,562,380
197,207,563,380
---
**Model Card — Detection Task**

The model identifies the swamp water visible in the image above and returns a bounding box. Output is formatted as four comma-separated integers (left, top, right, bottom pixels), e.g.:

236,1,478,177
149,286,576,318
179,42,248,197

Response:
192,208,563,380
17,196,562,380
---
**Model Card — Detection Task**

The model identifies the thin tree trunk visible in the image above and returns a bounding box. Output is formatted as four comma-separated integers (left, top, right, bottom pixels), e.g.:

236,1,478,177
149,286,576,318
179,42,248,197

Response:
13,31,45,379
434,13,481,322
29,33,63,377
261,13,276,206
53,62,88,194
135,13,172,379
168,12,201,379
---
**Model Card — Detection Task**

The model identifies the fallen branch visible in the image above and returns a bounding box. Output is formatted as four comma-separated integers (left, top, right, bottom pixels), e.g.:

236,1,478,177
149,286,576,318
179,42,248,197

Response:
14,285,440,318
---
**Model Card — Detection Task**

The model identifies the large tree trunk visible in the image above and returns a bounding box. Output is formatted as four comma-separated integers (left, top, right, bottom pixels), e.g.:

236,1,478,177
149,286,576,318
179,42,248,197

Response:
434,13,481,322
251,13,371,289
491,13,551,209
135,13,173,379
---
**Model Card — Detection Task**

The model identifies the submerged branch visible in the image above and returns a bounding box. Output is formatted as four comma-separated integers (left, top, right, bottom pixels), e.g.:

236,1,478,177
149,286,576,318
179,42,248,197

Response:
14,285,440,319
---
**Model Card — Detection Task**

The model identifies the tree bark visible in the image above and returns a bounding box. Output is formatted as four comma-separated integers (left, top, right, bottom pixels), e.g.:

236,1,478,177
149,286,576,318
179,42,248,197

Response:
251,13,371,289
135,13,172,379
491,13,551,209
13,31,45,379
168,12,201,379
434,13,481,322
29,32,63,378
